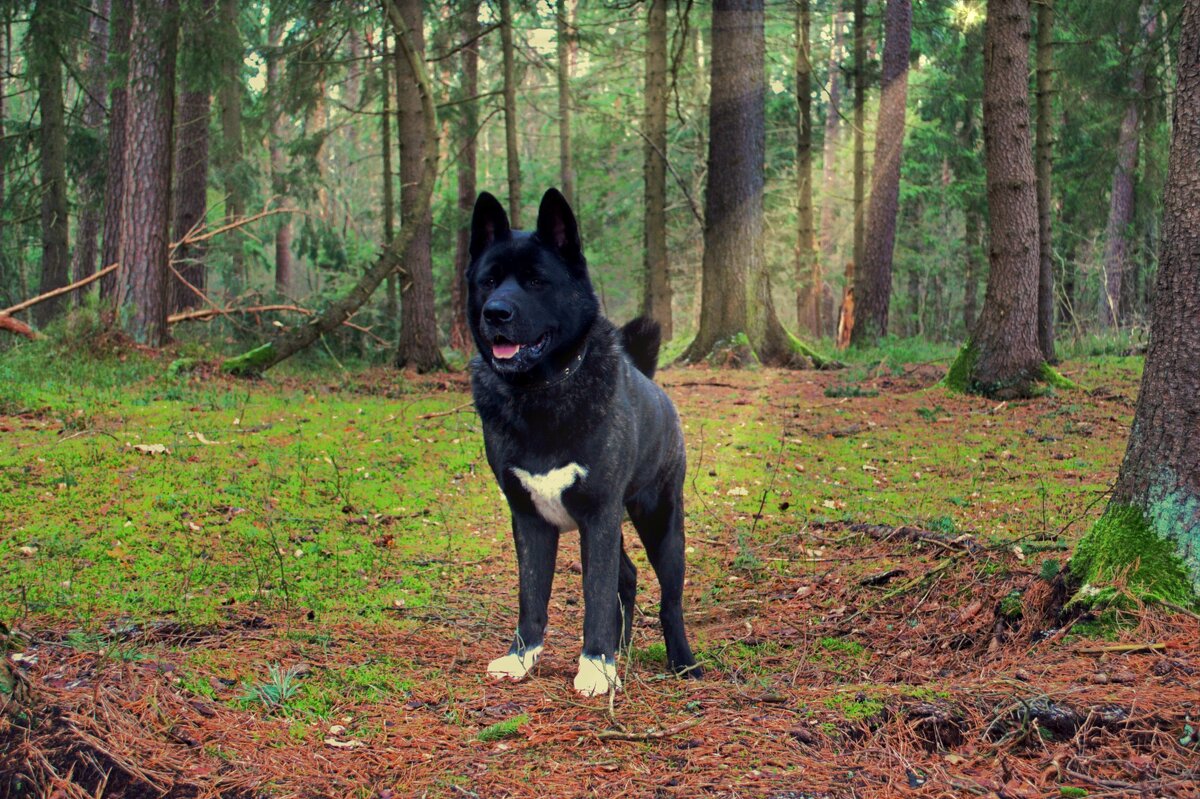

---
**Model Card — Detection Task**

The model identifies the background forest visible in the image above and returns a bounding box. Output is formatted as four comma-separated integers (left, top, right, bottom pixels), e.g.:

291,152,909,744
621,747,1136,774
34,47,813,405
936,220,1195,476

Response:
0,0,1181,362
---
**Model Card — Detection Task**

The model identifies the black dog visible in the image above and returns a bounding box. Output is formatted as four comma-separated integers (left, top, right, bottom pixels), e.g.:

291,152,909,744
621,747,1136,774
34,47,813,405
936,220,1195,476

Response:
467,188,701,696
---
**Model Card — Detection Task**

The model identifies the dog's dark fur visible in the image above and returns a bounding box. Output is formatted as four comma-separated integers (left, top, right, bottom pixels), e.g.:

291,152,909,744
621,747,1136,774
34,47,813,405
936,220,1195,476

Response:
466,189,700,691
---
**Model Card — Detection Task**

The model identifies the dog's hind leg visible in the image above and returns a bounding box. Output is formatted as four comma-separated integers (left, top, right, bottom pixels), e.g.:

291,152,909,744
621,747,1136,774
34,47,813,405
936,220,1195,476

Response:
618,544,638,649
488,513,559,681
628,487,702,679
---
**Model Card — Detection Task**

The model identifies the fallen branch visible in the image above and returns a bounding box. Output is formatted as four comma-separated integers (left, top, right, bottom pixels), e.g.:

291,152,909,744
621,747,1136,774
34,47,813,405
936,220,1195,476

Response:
596,717,702,741
416,401,475,420
0,314,39,339
1076,642,1167,655
168,304,387,345
172,207,296,250
0,263,119,318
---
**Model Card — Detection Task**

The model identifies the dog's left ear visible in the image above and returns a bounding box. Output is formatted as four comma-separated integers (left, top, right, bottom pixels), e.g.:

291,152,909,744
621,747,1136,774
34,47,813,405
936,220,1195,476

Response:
535,188,582,263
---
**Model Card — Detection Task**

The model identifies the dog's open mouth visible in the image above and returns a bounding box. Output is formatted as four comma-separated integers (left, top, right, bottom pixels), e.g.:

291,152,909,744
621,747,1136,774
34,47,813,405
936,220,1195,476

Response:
492,333,549,362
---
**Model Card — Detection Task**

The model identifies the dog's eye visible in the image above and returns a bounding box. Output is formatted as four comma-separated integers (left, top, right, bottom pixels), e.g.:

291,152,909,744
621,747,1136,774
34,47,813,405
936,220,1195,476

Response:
480,277,496,290
527,277,543,289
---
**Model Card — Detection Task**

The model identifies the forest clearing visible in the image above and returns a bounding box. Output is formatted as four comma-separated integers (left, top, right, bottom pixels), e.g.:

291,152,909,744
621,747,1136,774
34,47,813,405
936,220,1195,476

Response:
1,344,1197,797
2,0,1200,795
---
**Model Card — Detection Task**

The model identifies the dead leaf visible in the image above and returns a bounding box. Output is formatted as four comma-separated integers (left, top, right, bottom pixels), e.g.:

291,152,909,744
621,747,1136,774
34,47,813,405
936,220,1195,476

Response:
132,444,170,456
324,737,366,749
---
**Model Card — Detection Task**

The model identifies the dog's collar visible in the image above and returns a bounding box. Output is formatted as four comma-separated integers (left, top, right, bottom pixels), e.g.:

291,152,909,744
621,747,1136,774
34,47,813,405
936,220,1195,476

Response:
513,340,590,392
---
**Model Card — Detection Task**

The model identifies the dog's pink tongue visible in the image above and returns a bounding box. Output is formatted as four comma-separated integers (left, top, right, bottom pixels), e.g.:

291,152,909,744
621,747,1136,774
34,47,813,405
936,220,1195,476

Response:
493,342,521,360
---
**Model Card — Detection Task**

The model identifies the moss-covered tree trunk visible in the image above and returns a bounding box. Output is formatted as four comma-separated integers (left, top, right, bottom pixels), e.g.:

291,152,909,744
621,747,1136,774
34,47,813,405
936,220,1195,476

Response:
944,0,1054,399
1070,0,1200,606
31,1,70,329
682,0,828,369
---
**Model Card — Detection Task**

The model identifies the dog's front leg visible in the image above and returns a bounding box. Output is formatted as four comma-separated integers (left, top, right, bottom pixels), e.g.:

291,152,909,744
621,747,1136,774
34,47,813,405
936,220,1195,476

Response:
575,504,625,697
488,512,559,681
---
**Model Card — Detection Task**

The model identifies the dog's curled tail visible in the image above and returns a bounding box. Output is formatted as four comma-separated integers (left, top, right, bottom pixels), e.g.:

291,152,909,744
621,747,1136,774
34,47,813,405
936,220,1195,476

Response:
620,316,662,379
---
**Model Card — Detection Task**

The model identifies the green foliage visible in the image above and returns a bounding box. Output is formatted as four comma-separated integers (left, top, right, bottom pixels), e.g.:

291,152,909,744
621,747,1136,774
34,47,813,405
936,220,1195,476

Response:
476,714,529,742
241,663,305,711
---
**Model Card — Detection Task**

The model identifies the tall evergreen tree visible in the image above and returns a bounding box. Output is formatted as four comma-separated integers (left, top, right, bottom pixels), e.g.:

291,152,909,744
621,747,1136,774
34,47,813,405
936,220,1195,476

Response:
119,0,179,346
101,0,132,303
72,0,111,298
500,0,522,227
1070,0,1200,605
30,0,70,328
394,0,444,371
1035,0,1055,360
795,0,818,337
643,0,672,339
946,0,1051,397
852,0,912,346
450,0,480,352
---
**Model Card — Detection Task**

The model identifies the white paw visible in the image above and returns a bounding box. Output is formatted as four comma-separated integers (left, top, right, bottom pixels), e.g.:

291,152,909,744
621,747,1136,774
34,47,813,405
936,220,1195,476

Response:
573,655,622,697
487,645,543,681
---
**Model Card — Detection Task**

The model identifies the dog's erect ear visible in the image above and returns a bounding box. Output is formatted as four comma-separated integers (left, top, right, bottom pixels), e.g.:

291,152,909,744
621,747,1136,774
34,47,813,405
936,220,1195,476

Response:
469,192,512,260
535,188,582,263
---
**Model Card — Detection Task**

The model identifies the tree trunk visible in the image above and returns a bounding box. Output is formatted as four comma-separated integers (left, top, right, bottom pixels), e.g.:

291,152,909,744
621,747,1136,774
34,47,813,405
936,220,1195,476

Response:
380,27,397,336
0,13,6,308
72,0,111,300
1035,0,1055,360
500,0,522,227
101,0,132,303
852,0,866,279
450,0,479,352
222,3,436,377
1070,0,1200,603
171,0,215,314
267,14,291,295
556,0,576,205
394,0,445,372
682,0,824,369
963,203,982,333
31,2,70,329
819,10,843,325
218,0,244,290
1101,1,1154,329
852,0,912,346
119,0,179,347
795,0,818,337
947,0,1046,398
643,0,673,340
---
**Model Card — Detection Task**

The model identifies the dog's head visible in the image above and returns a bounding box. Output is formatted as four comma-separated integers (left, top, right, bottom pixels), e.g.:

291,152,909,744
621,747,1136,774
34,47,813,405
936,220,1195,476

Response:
466,189,599,377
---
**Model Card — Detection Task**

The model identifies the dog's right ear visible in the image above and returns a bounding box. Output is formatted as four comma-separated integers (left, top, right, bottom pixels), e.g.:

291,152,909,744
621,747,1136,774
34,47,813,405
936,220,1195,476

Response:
469,192,512,260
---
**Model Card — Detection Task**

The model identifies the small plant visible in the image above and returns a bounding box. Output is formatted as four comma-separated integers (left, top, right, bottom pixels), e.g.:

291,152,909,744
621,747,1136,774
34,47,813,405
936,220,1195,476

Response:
915,405,947,421
1039,558,1061,582
823,383,879,398
732,536,763,571
241,662,305,710
476,714,528,742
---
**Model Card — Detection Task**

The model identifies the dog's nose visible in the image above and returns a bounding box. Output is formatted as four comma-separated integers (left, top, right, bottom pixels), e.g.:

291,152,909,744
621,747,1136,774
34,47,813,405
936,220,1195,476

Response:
483,299,515,324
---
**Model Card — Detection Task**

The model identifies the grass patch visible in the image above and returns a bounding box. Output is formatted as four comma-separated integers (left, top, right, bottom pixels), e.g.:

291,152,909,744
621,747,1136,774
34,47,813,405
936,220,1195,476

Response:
476,714,529,742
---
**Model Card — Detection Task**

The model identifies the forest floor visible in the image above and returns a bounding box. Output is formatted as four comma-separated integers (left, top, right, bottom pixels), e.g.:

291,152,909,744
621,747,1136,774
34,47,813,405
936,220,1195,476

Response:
1,344,1197,798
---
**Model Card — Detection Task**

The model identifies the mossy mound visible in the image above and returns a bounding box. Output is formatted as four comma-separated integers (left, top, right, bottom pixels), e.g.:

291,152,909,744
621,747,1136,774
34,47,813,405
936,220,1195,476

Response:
941,340,1079,398
222,343,277,377
1069,503,1196,608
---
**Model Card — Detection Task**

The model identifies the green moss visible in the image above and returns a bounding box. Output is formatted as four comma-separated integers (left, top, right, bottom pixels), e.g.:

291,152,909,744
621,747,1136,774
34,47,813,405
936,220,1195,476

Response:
784,331,838,370
823,691,885,722
222,343,277,377
1041,363,1081,392
1059,787,1088,798
940,341,977,394
166,357,199,378
1070,503,1196,607
998,590,1024,620
476,714,528,742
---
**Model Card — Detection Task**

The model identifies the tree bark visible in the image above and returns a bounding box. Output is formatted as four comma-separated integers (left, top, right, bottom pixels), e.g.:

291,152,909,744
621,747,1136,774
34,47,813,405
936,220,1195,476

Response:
222,3,437,377
380,26,397,334
819,10,844,333
950,0,1045,398
217,0,244,289
852,0,912,346
643,0,673,340
119,0,179,346
500,0,522,227
394,0,445,372
31,1,70,329
1071,0,1200,602
450,0,479,352
1100,1,1155,329
101,0,132,303
795,0,818,337
852,0,866,279
267,14,291,295
683,0,824,368
0,13,6,308
72,0,111,300
962,203,982,333
1034,0,1055,360
171,0,215,314
556,0,576,205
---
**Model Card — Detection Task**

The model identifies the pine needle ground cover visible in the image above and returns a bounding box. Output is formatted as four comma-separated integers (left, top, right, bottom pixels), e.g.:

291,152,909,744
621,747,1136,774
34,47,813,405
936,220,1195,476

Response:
1,349,1196,798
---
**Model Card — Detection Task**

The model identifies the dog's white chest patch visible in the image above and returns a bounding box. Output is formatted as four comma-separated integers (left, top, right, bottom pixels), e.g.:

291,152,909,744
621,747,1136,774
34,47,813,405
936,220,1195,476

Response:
511,463,588,532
